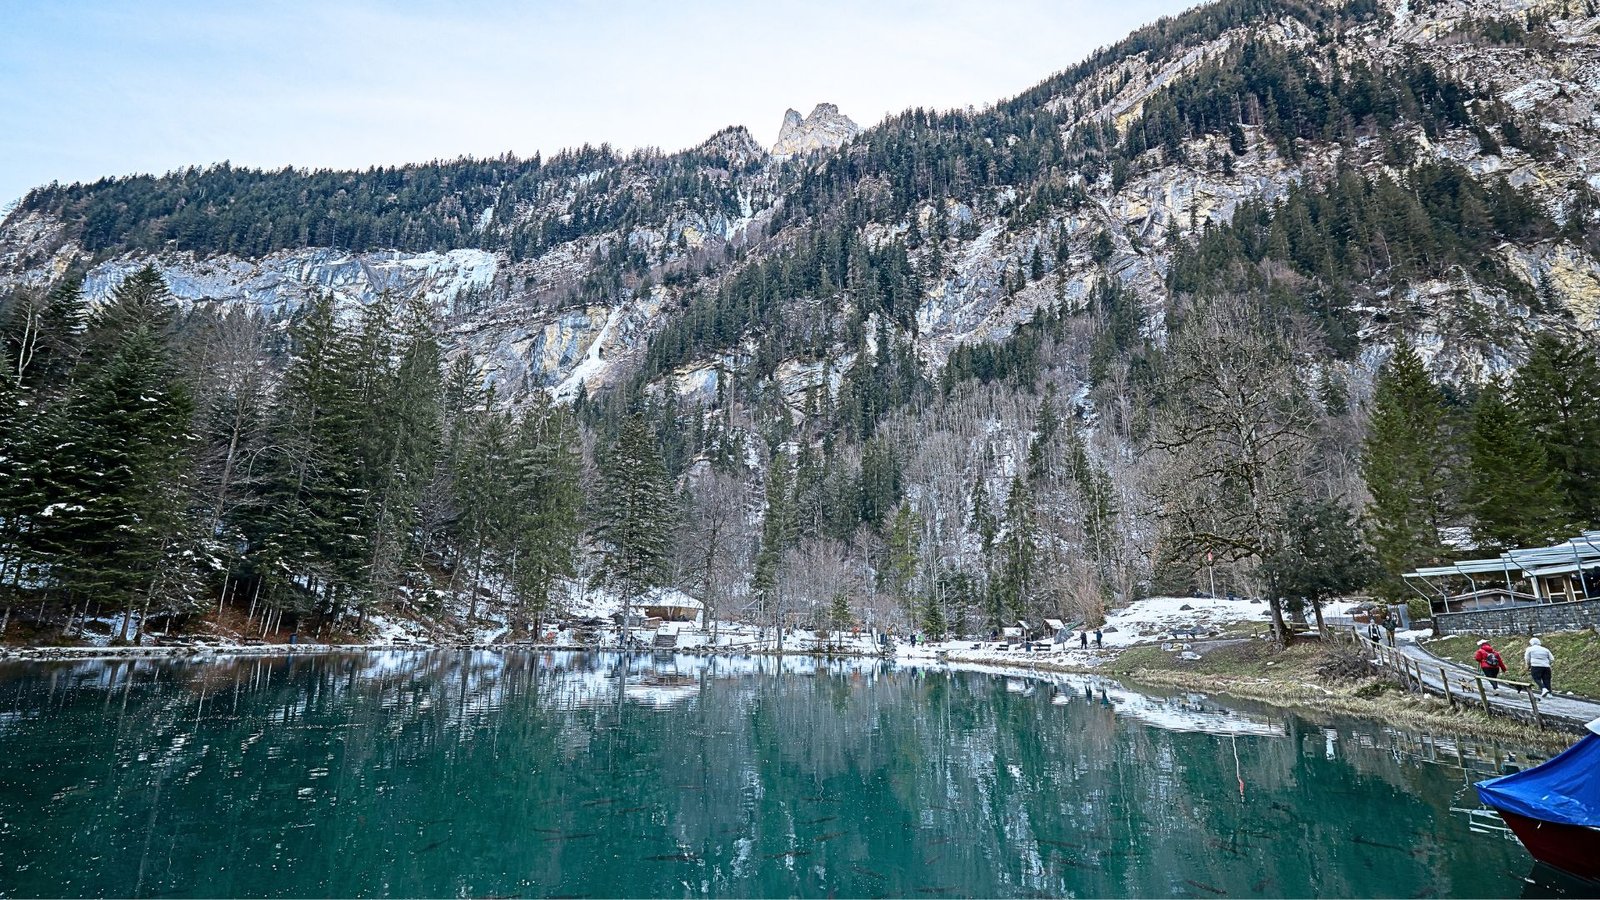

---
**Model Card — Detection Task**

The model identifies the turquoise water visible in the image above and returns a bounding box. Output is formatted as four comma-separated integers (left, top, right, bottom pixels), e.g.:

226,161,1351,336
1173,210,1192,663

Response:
0,652,1559,897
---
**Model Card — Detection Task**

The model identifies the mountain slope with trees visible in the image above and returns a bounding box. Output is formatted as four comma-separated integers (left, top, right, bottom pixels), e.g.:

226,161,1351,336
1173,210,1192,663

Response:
1,0,1599,645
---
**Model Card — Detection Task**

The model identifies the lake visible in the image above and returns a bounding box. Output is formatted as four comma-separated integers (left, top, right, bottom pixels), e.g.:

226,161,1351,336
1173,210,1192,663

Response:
0,651,1567,898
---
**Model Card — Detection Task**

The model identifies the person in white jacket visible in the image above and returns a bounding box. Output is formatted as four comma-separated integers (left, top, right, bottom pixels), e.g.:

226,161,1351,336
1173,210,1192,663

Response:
1524,638,1555,697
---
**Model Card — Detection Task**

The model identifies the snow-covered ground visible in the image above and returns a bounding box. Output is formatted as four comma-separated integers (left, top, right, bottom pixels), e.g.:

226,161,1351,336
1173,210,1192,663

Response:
892,595,1367,667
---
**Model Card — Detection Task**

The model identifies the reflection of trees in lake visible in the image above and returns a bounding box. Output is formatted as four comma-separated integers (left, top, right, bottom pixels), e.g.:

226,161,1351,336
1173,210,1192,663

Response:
0,653,1542,898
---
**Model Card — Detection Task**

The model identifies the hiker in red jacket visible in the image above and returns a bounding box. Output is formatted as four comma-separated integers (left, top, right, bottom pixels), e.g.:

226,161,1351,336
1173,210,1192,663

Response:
1475,639,1505,688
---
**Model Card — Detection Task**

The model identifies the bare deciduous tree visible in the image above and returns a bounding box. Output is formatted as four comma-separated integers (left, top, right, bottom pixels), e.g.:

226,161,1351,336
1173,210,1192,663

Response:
1151,295,1323,641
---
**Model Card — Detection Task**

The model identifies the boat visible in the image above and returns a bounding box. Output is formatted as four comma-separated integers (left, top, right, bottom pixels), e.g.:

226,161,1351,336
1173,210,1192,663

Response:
1475,718,1600,882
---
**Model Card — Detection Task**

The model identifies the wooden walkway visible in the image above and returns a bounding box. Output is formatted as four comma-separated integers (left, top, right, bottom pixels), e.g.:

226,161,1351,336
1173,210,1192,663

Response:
1343,627,1600,732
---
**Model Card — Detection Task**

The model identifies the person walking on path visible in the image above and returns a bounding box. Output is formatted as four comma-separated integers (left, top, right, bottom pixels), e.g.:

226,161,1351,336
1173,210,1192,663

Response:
1079,630,1088,649
1094,628,1102,648
1524,638,1555,697
1476,640,1506,689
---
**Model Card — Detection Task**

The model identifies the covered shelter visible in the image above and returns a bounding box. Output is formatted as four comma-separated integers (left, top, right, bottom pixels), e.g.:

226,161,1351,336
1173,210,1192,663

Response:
1403,533,1600,618
1044,618,1072,645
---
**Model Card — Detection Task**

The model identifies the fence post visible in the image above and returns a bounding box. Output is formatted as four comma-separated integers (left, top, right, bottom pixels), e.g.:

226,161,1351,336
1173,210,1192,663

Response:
1529,691,1543,730
1477,676,1491,715
1440,666,1455,709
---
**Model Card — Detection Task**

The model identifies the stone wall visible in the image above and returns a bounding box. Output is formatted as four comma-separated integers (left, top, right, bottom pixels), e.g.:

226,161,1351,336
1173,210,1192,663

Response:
1434,598,1600,635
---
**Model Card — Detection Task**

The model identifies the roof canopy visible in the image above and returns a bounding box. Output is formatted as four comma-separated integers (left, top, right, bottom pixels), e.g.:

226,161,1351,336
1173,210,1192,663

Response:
1404,535,1600,583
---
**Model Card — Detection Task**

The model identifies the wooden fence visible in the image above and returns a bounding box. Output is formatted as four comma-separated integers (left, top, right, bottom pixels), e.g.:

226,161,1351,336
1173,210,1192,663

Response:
1336,626,1549,730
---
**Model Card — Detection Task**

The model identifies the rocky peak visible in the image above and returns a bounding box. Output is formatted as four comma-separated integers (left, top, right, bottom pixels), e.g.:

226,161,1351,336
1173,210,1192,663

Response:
771,103,860,157
694,125,767,169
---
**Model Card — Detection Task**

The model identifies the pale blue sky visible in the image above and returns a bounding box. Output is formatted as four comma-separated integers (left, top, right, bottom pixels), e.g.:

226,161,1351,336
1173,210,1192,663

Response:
1,0,1201,209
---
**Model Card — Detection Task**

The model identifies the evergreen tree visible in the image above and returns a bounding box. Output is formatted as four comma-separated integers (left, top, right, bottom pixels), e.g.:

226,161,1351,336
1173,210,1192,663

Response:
360,297,442,606
1511,333,1600,526
919,589,947,640
1027,386,1060,483
596,414,676,635
882,504,920,620
829,591,853,635
1467,382,1567,550
246,293,369,625
753,450,795,607
1362,344,1455,595
33,271,194,641
996,475,1038,626
507,398,584,634
1261,499,1377,634
454,401,514,624
3,276,84,394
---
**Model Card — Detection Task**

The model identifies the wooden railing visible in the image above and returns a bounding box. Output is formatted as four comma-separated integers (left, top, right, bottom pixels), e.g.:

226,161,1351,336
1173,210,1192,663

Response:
1338,626,1548,730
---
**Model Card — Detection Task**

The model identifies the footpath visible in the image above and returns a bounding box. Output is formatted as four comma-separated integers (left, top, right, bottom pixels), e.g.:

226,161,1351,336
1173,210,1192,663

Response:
1386,637,1600,732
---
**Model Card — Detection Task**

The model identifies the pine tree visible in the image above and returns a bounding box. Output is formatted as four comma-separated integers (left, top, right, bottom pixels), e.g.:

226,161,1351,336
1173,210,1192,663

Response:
33,272,194,641
4,276,84,394
1362,344,1455,595
246,293,368,626
1261,499,1377,634
1027,387,1060,483
882,504,920,620
507,397,584,634
1511,333,1600,526
361,297,442,606
996,475,1038,626
454,401,514,624
919,589,947,640
81,265,169,365
596,414,676,636
1467,382,1567,550
829,591,853,634
753,450,795,606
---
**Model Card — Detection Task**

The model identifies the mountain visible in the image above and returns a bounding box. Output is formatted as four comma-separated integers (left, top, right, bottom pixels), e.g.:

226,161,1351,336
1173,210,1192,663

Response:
4,0,1596,402
2,0,1599,645
772,103,862,157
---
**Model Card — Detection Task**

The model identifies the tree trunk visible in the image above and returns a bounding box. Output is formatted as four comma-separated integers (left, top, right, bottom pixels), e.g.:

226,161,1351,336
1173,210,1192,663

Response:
1268,596,1290,644
134,595,151,646
64,596,89,637
466,542,483,625
1312,598,1327,637
245,578,260,627
118,594,134,643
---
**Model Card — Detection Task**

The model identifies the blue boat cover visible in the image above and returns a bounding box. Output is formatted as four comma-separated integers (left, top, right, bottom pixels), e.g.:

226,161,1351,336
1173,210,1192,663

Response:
1477,732,1600,827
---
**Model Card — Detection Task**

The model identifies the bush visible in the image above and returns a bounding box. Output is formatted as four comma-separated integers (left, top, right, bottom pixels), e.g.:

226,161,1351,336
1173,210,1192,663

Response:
1354,680,1393,699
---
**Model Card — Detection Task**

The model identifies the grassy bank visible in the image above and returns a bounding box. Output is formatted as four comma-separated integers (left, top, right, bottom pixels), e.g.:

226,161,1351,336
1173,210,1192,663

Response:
1106,637,1574,749
1424,630,1600,699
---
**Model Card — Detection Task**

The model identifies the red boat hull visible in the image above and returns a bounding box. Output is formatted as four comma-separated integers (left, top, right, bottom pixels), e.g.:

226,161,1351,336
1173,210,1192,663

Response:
1500,810,1600,881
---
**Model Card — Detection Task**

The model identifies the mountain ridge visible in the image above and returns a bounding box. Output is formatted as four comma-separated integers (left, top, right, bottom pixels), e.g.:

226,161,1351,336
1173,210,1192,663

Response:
4,0,1595,408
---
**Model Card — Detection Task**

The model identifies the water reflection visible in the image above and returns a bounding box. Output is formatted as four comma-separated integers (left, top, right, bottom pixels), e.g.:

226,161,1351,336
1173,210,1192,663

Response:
0,651,1557,898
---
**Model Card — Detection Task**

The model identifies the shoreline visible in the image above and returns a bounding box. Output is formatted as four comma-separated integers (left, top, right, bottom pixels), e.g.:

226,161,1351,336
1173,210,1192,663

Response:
2,638,1578,748
908,646,1578,747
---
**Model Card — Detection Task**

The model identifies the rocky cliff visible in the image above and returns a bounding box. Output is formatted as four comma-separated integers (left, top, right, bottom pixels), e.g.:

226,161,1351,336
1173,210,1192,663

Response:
771,103,862,157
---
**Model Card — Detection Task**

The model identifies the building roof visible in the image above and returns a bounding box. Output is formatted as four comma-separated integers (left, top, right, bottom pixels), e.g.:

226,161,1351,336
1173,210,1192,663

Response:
1404,535,1600,584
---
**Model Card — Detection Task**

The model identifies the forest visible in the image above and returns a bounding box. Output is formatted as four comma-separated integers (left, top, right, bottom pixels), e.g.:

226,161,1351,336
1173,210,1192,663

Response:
2,0,1599,645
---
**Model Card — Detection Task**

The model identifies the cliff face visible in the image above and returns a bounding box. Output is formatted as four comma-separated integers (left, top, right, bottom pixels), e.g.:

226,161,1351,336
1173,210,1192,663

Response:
1,0,1598,407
